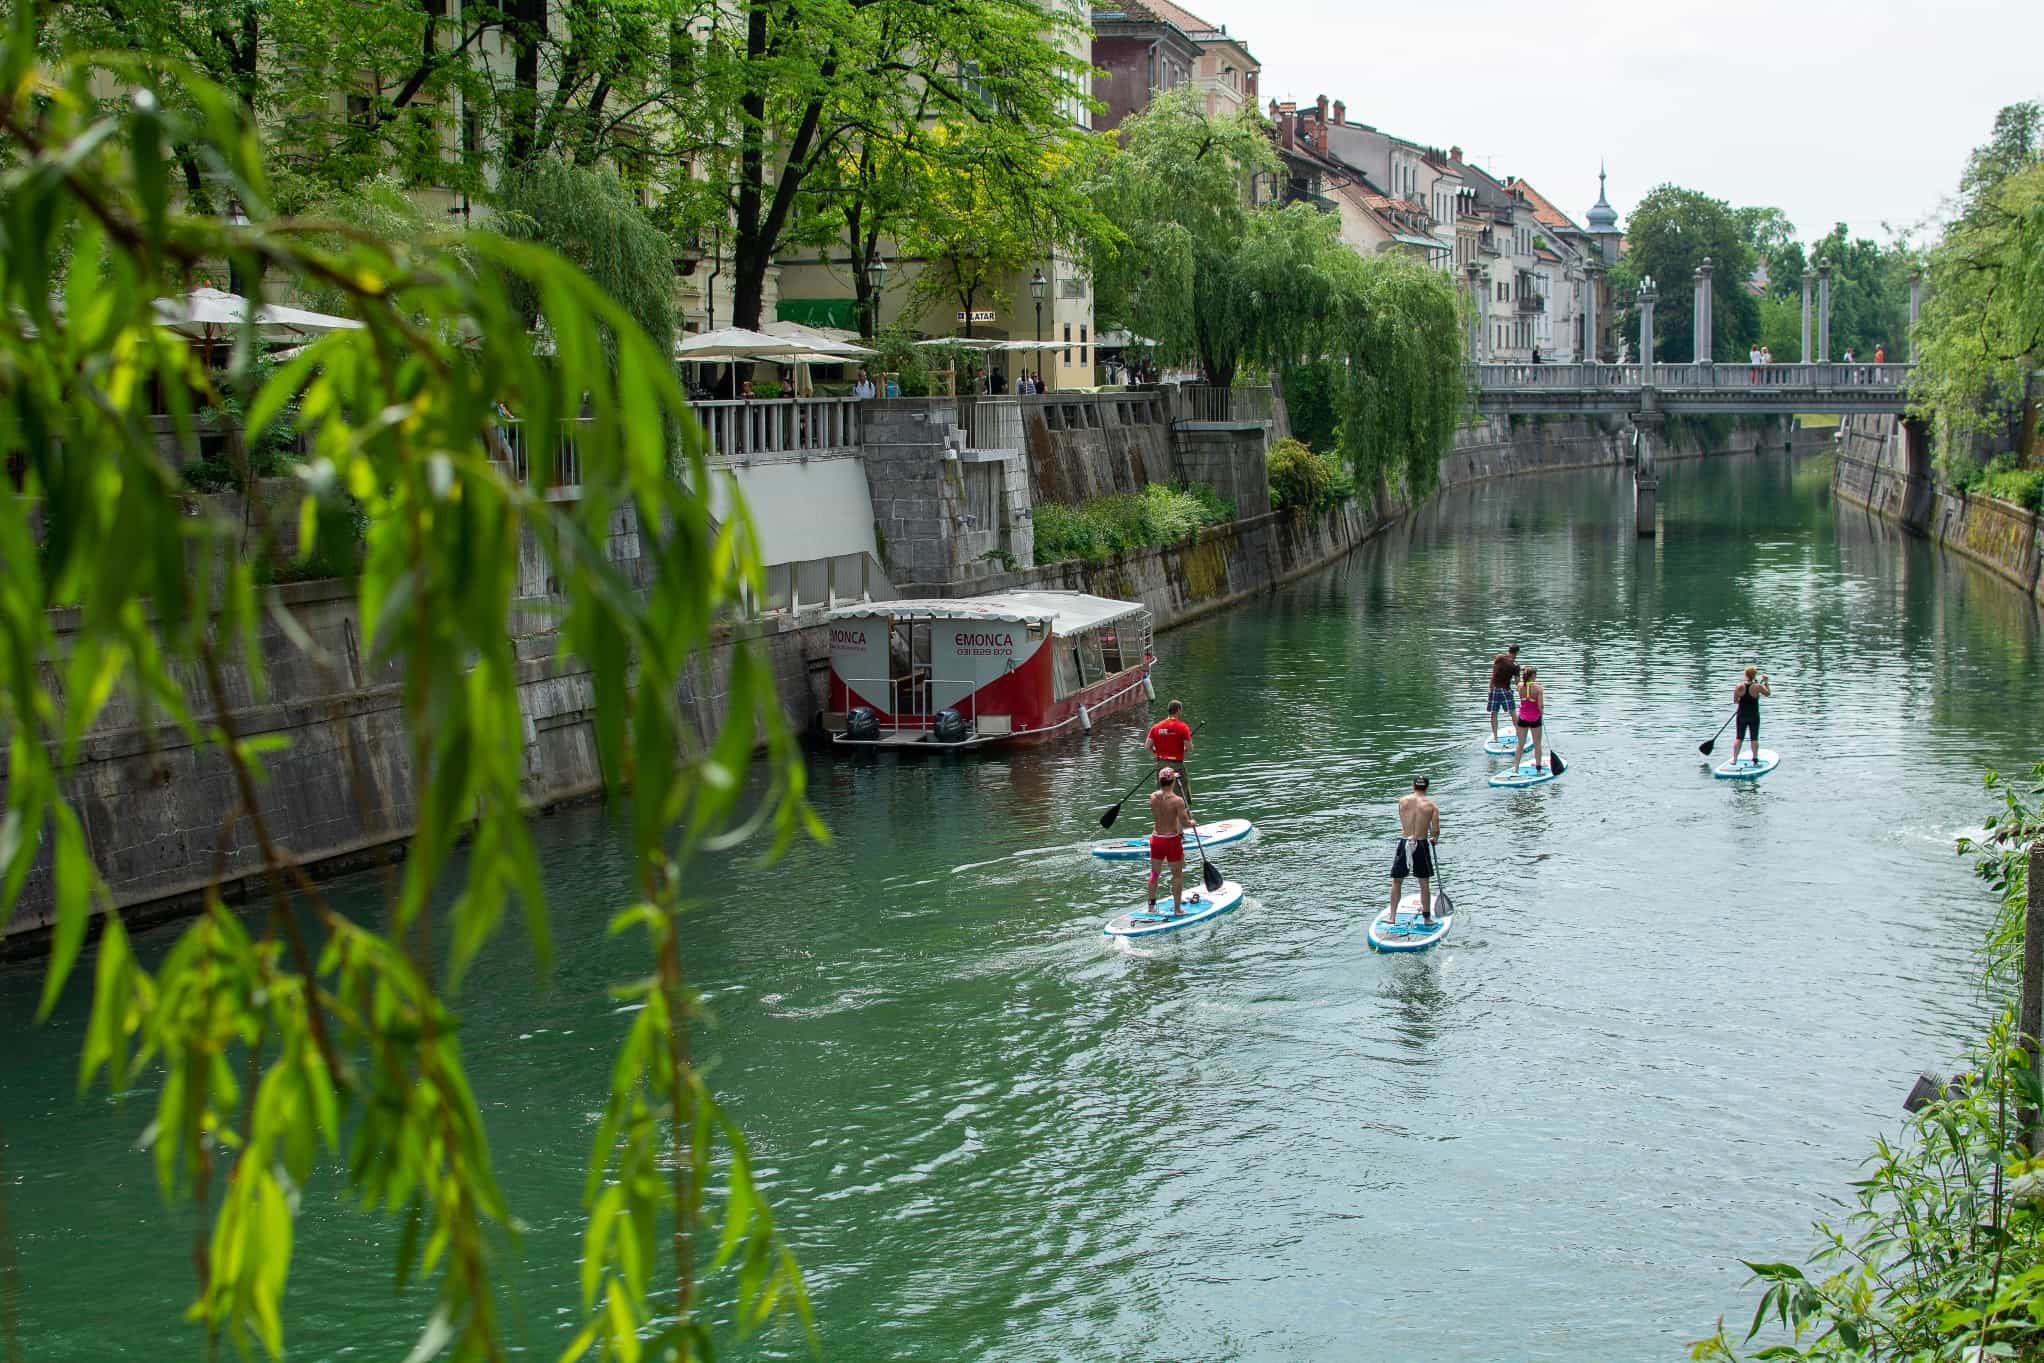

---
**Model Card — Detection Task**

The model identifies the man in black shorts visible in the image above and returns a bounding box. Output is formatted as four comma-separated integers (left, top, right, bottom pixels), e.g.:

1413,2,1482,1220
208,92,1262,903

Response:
1390,776,1441,923
1487,645,1520,741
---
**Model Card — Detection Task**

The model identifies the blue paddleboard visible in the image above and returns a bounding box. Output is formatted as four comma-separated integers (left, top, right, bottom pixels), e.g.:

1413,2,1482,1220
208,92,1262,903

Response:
1103,880,1245,938
1090,818,1254,861
1368,892,1455,953
1489,760,1557,788
1714,749,1780,780
1482,735,1524,755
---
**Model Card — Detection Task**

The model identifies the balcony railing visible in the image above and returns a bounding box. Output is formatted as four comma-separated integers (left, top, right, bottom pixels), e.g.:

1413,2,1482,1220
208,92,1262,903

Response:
494,419,585,498
962,397,1024,451
1516,293,1546,314
1174,384,1274,425
692,396,862,461
1469,361,1915,392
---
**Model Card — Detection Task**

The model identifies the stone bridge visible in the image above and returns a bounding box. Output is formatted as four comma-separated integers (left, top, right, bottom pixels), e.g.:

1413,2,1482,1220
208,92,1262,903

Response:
1465,254,1924,534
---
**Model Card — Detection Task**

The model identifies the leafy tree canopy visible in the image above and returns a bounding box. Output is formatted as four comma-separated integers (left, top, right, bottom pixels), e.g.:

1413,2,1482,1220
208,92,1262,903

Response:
1610,184,1757,363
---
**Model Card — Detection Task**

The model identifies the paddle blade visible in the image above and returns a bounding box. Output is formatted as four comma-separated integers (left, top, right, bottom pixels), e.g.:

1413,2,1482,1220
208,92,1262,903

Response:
1202,860,1224,893
1697,738,1716,756
1434,885,1453,916
1549,750,1566,776
1099,803,1120,830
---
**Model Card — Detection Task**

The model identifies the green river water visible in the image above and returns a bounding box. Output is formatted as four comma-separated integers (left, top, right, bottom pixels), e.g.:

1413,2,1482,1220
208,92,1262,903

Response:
5,450,2044,1360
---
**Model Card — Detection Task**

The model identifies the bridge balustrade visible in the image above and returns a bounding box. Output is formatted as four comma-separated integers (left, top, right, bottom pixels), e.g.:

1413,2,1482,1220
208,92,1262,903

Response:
1471,362,1913,394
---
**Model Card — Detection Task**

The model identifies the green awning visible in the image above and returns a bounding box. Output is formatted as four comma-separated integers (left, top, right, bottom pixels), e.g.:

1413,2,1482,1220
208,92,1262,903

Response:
777,298,861,330
1391,234,1450,252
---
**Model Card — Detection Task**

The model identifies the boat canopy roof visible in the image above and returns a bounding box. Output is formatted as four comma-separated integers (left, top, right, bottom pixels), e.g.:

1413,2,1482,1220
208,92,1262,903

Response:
825,590,1148,636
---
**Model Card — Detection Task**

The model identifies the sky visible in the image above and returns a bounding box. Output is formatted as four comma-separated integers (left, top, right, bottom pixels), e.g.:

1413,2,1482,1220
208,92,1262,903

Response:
1180,0,2044,247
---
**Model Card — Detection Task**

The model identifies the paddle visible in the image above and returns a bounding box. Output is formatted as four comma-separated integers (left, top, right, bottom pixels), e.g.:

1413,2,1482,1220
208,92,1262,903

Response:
1431,840,1453,918
1097,719,1205,829
1185,803,1226,895
1549,749,1566,776
1697,707,1737,757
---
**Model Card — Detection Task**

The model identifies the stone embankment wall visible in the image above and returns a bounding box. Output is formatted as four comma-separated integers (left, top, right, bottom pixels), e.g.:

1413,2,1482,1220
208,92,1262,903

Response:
1835,413,2043,603
3,408,1791,943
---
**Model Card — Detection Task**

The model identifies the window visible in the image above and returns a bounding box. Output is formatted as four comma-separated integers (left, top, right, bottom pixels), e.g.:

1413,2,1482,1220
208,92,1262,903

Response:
1099,626,1125,674
1053,642,1081,699
1063,321,1071,363
1077,632,1105,687
1080,324,1089,369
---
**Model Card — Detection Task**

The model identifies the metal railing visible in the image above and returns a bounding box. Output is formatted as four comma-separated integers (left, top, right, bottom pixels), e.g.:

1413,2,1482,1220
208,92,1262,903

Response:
1516,293,1546,314
494,419,585,497
692,396,862,461
1470,362,1915,392
1174,384,1275,424
739,550,893,619
962,397,1024,451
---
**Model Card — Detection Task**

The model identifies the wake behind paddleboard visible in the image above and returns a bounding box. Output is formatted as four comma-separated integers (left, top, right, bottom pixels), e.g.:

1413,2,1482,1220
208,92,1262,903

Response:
1103,880,1245,938
1489,761,1557,788
1714,749,1780,780
1368,892,1454,953
1090,818,1255,861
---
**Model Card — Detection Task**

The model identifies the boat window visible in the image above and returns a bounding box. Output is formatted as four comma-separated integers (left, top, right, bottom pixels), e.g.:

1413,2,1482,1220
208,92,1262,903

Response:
1077,631,1105,687
1053,638,1081,699
1099,626,1123,674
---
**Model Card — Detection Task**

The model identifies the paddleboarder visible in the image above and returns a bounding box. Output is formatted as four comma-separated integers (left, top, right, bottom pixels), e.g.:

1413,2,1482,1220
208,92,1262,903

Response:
1148,767,1197,915
1513,667,1546,772
1732,666,1770,767
1390,776,1441,924
1148,700,1194,797
1487,644,1521,741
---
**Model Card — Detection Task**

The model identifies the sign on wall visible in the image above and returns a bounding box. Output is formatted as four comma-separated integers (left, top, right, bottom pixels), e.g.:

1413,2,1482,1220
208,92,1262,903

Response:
955,310,998,323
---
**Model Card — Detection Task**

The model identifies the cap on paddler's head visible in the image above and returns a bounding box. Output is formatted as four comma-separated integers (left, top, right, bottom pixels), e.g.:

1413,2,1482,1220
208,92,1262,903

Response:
1158,768,1180,787
1413,775,1430,792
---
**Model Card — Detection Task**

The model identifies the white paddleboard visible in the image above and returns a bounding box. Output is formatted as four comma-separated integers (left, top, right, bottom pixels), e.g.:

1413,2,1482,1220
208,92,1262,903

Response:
1090,818,1254,861
1368,892,1454,953
1489,760,1557,788
1714,749,1780,780
1103,880,1245,938
1482,735,1524,755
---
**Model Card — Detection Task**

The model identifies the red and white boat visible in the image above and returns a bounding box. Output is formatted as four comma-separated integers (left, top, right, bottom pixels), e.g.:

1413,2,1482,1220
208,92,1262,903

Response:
823,591,1154,749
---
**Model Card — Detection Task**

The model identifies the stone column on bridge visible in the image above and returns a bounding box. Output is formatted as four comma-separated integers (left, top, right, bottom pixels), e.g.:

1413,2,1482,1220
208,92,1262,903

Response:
1584,262,1603,363
1908,272,1923,360
1467,263,1486,361
1819,259,1835,360
1800,267,1814,364
1692,257,1714,366
1636,277,1657,365
1630,403,1662,538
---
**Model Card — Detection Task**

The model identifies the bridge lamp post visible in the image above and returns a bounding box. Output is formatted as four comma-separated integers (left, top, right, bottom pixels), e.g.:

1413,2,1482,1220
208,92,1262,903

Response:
1908,272,1923,362
1636,277,1657,366
1800,267,1813,365
1816,258,1832,365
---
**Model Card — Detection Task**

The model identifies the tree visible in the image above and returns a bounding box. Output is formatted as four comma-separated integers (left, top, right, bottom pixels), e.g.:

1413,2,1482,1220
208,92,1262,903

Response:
1089,88,1279,385
1,19,814,1362
1913,101,2044,466
676,0,1096,331
1806,222,1914,360
496,156,679,360
1610,184,1757,363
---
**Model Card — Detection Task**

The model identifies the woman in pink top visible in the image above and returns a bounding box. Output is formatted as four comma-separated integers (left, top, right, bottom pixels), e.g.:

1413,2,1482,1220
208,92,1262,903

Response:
1513,667,1545,772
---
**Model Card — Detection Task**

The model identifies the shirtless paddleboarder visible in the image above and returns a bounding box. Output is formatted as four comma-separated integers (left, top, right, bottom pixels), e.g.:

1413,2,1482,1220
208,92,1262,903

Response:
1147,768,1198,915
1389,776,1442,924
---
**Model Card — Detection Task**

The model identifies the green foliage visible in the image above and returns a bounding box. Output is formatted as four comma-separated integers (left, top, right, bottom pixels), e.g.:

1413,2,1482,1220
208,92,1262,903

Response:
1611,185,1758,363
1,24,815,1363
494,158,678,363
1756,293,1803,362
1913,101,2044,462
1696,765,2044,1362
1972,454,2044,512
1282,360,1342,454
1808,221,1915,360
1331,255,1468,500
1031,484,1232,564
1267,437,1337,511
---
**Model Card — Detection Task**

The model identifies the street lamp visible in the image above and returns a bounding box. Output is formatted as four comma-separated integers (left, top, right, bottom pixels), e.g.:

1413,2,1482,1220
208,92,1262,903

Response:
864,256,888,339
1030,266,1048,348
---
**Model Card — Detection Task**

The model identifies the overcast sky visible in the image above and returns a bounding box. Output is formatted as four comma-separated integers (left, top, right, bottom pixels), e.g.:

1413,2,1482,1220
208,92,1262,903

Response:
1184,0,2043,246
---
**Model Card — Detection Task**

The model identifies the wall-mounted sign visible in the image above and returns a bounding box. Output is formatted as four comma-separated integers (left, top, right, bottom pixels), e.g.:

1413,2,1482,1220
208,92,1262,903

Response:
956,310,998,323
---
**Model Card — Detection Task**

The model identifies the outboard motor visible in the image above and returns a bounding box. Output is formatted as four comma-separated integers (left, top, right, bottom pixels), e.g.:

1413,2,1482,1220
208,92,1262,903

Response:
846,707,880,742
933,708,969,744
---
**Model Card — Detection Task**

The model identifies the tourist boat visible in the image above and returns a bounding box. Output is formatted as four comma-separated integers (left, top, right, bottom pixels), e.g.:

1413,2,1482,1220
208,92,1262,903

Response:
822,591,1154,749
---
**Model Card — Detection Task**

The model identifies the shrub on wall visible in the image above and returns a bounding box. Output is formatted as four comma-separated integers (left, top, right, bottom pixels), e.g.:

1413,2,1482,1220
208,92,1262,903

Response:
1267,437,1336,511
1031,483,1232,564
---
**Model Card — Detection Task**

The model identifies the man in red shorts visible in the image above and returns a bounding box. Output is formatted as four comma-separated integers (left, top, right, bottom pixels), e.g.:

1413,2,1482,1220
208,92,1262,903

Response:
1147,767,1196,914
1147,699,1194,797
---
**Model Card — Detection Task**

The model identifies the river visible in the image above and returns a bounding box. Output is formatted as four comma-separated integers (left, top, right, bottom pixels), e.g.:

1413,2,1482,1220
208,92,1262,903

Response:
4,450,2043,1361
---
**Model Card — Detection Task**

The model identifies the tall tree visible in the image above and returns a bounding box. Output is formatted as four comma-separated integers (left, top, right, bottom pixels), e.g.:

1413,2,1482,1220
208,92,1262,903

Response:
1913,101,2044,464
1610,185,1757,363
1807,222,1914,359
678,0,1094,331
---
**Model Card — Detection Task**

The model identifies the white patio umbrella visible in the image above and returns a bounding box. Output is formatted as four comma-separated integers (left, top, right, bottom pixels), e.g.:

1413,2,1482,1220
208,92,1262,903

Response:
152,286,361,341
675,326,815,360
762,320,876,358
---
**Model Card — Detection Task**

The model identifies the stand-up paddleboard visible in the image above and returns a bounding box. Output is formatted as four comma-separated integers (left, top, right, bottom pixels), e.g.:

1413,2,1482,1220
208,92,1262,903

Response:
1489,760,1557,788
1368,892,1454,953
1102,880,1245,938
1482,735,1524,755
1090,818,1254,861
1714,749,1780,780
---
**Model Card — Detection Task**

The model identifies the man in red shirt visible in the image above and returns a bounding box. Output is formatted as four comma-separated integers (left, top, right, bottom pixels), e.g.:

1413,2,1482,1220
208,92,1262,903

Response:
1148,700,1193,796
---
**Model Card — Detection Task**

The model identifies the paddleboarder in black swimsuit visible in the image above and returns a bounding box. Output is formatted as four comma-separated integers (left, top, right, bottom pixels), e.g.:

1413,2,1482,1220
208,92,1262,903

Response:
1733,667,1770,766
1390,777,1441,924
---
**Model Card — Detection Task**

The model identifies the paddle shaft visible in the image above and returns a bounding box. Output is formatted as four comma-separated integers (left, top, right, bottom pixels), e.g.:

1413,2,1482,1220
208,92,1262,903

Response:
1100,719,1206,829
